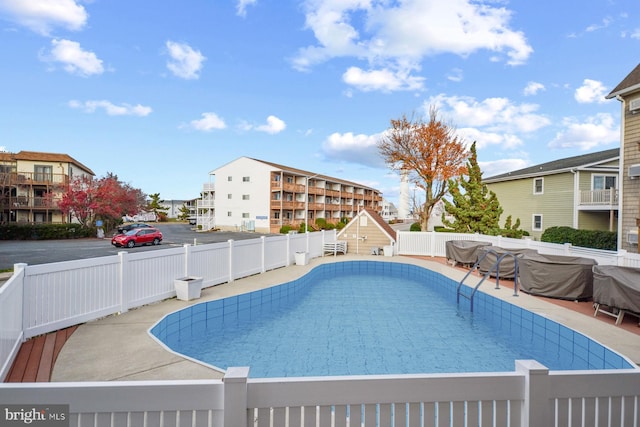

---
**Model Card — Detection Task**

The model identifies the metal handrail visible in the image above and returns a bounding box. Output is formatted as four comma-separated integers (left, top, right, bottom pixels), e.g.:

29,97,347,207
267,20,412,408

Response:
456,249,520,312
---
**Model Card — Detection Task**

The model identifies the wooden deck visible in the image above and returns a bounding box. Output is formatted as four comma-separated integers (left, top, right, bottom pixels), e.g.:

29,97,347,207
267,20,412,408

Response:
5,326,77,382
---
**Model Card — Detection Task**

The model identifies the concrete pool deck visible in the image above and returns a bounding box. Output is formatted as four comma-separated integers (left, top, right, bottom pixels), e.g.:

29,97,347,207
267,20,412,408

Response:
51,255,640,382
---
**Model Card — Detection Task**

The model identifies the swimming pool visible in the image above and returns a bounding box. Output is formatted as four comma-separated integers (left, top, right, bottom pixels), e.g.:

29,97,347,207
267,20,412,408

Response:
150,261,634,377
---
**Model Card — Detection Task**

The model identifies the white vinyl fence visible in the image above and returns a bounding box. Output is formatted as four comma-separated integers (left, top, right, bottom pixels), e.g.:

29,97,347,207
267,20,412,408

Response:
1,230,640,427
1,363,639,427
396,231,640,267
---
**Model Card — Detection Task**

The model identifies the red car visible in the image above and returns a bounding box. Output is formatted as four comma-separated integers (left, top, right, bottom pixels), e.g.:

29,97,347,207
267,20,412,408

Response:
111,227,163,248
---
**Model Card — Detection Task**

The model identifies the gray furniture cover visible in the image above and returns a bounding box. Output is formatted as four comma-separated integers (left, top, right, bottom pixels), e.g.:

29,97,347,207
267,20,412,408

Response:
518,253,597,300
477,246,538,279
593,265,640,313
445,240,492,265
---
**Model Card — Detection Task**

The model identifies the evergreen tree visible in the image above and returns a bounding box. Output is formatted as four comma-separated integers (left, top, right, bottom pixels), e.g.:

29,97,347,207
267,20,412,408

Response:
441,142,503,234
147,193,169,221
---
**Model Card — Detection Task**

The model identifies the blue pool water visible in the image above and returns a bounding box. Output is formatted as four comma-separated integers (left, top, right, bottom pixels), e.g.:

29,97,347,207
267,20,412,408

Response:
150,261,634,377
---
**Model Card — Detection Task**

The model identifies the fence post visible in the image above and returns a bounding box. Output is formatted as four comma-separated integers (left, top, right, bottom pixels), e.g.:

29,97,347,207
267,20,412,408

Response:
183,243,192,278
224,366,250,427
616,249,627,266
228,240,234,282
286,234,291,266
117,251,129,313
261,236,266,273
516,360,550,427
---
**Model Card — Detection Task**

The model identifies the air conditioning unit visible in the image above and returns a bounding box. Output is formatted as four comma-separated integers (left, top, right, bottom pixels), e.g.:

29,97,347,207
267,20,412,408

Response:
628,230,639,245
629,164,640,179
630,98,640,113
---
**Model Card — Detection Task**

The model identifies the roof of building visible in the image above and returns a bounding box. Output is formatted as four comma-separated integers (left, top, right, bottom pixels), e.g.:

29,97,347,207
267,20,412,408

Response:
483,148,619,183
607,63,640,99
0,150,95,175
215,156,381,192
338,207,397,242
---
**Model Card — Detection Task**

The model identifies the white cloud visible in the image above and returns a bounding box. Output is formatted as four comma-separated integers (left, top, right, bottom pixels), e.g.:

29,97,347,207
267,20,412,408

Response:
256,115,286,134
548,113,619,150
165,41,206,80
479,158,529,178
68,100,152,116
188,112,226,131
236,0,257,17
427,93,551,134
574,79,608,104
0,0,87,35
42,39,103,76
342,66,425,92
447,68,463,83
523,81,545,96
293,0,533,90
631,29,640,40
458,127,523,150
585,17,612,33
321,131,385,168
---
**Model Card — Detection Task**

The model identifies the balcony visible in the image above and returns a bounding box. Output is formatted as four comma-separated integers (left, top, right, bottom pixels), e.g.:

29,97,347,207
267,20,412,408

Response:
578,189,619,210
1,172,68,186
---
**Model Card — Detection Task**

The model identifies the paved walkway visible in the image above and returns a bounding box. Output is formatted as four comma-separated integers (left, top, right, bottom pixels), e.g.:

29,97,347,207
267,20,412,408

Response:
52,255,640,382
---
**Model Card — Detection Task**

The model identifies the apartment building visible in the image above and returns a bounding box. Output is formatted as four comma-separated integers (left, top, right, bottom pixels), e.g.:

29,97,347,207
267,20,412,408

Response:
197,157,383,233
0,151,94,224
606,63,640,252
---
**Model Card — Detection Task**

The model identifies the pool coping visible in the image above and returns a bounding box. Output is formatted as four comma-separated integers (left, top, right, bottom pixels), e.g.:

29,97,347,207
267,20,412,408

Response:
51,255,640,382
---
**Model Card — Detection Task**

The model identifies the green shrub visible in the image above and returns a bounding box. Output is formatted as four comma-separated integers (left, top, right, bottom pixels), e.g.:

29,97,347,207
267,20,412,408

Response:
433,226,455,232
541,226,617,250
335,221,345,230
0,223,95,240
410,222,422,232
279,225,292,234
315,218,327,229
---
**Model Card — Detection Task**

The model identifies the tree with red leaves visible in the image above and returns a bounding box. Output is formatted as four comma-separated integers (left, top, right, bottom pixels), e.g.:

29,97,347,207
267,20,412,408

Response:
59,174,146,230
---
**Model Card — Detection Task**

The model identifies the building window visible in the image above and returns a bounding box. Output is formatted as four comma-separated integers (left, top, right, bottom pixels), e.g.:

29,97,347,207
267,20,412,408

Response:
532,214,543,231
533,178,543,194
34,165,53,182
273,192,281,200
227,211,232,217
286,176,293,183
227,194,232,199
274,212,280,219
227,176,232,181
592,175,617,190
242,194,250,200
242,212,250,218
243,176,250,182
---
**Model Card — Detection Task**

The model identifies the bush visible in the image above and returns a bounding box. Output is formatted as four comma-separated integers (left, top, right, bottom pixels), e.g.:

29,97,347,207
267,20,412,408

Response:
541,226,617,251
410,222,422,232
315,218,327,229
0,223,95,240
433,226,455,232
279,225,292,234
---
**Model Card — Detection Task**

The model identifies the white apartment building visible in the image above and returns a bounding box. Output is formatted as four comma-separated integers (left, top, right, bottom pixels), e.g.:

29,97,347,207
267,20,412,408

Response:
196,157,383,234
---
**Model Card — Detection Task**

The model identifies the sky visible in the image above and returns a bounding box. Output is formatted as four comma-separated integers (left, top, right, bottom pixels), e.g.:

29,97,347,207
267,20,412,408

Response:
0,0,638,206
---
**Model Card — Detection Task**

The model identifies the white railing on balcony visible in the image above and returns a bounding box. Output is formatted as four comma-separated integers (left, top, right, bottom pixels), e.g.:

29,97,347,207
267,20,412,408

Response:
2,231,640,427
579,188,619,207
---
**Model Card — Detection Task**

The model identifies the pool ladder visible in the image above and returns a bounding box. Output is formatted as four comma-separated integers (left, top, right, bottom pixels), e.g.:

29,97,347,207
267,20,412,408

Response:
456,249,520,312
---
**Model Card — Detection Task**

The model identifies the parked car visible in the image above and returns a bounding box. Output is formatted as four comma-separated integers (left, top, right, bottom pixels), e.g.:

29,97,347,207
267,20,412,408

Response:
117,222,152,234
111,228,163,248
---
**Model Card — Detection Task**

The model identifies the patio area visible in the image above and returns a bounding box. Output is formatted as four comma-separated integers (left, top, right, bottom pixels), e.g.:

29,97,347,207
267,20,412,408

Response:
45,255,639,383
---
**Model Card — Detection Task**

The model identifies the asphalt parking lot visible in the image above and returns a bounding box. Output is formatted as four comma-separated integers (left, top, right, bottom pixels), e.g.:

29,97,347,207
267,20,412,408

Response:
0,223,274,271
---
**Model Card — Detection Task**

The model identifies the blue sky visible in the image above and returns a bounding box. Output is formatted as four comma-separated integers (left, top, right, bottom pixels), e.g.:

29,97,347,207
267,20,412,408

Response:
0,1,638,206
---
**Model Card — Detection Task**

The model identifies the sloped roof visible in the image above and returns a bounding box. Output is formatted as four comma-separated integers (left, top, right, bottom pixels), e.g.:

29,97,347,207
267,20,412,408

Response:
0,150,95,175
338,207,397,242
606,63,640,99
483,148,619,183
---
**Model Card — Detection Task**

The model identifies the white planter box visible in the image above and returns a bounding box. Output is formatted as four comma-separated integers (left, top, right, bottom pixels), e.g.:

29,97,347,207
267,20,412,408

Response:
383,245,394,257
295,251,309,266
174,277,203,301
